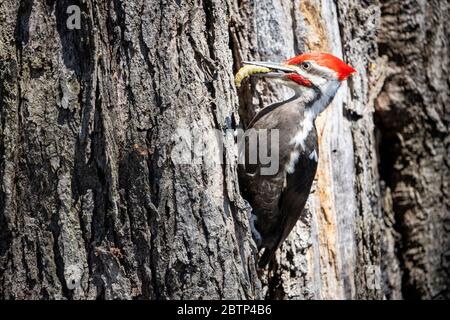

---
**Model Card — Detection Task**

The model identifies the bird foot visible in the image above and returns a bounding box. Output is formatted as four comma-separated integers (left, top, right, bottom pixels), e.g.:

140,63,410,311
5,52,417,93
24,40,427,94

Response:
242,201,262,248
242,199,252,213
249,214,262,247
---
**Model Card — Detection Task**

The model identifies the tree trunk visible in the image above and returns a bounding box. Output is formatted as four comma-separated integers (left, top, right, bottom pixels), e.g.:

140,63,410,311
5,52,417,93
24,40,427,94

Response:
0,0,260,300
376,0,449,300
0,0,448,300
230,0,401,300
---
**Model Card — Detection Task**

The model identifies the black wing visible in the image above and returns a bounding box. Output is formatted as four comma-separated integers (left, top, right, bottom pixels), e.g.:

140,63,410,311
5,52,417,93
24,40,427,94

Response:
258,127,319,268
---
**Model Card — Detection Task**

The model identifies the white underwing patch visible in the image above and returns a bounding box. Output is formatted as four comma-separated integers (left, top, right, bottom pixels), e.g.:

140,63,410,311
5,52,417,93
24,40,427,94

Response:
285,149,300,174
289,111,314,150
309,149,318,162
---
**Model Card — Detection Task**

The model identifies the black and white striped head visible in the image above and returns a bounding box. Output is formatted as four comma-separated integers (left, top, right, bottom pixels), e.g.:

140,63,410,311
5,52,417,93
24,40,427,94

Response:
243,52,355,95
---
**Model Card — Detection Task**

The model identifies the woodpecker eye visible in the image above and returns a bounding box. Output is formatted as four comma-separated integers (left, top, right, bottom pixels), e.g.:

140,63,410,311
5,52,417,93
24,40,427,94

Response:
301,62,312,71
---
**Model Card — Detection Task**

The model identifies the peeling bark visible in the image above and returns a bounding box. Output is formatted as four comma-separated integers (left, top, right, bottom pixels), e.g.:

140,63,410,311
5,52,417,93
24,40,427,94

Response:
231,0,383,300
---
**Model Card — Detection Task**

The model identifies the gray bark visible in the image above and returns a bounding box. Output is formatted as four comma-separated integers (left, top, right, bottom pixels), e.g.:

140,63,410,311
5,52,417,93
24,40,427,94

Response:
231,0,383,300
0,0,448,300
0,0,259,300
376,0,449,300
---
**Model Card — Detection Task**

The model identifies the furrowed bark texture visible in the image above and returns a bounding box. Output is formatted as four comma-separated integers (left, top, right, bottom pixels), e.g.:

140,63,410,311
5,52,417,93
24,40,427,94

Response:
0,0,448,300
0,0,259,299
376,0,449,300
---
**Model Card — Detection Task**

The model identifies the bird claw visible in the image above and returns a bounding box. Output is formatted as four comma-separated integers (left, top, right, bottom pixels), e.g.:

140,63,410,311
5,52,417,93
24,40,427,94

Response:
243,204,262,248
250,214,262,248
242,199,253,214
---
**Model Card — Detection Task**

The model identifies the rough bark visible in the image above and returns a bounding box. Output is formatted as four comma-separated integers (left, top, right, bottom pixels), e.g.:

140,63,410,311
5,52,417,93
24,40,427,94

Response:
0,0,448,300
376,0,449,300
0,0,259,300
231,0,383,300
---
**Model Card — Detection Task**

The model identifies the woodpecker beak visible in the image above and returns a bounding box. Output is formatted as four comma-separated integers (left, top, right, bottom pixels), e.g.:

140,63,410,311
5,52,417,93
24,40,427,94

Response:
235,60,298,88
240,60,312,88
242,61,295,78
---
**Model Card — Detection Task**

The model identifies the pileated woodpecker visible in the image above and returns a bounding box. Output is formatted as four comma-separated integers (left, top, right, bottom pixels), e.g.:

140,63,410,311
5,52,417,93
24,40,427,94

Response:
237,52,356,268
